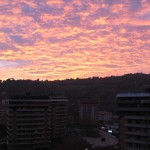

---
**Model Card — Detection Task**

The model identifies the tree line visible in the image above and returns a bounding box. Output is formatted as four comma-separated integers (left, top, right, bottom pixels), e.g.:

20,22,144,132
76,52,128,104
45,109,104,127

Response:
0,73,150,111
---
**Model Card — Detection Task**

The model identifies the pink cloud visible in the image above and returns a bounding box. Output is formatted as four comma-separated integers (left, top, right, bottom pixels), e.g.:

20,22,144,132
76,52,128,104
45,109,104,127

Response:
0,0,150,80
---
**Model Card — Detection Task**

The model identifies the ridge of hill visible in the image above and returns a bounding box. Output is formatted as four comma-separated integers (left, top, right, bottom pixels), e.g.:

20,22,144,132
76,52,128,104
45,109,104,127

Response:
0,73,150,111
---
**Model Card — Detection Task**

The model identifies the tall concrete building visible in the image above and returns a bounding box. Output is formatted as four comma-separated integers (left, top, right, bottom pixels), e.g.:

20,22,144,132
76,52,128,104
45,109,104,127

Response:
0,99,7,124
117,92,150,150
79,99,98,126
6,95,68,150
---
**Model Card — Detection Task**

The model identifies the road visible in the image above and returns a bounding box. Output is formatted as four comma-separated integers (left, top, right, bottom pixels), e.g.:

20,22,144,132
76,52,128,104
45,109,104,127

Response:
83,130,118,148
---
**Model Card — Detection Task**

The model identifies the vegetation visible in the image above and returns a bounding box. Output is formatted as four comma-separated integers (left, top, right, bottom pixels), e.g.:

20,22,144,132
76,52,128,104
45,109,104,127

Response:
0,73,150,111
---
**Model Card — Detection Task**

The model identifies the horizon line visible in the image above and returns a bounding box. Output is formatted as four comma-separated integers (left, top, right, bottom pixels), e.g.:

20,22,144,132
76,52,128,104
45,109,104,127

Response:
1,72,149,82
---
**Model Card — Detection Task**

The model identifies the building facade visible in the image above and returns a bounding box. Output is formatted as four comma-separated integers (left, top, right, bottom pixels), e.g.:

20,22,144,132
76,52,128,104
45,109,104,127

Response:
79,99,98,126
117,93,150,150
0,99,7,124
98,111,113,122
6,95,68,150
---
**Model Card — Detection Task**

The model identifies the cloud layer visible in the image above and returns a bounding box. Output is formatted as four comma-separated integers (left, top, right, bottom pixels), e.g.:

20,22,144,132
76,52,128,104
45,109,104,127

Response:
0,0,150,80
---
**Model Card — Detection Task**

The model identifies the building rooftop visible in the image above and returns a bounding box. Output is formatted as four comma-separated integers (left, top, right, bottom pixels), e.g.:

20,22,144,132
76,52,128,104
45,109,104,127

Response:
116,93,150,98
9,95,68,101
10,95,49,100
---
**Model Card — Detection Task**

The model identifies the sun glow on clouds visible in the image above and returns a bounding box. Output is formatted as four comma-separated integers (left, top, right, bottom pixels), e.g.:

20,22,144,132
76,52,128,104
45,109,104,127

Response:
0,0,150,80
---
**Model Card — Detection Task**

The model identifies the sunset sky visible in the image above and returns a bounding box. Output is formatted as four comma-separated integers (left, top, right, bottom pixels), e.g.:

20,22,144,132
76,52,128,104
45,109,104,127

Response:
0,0,150,80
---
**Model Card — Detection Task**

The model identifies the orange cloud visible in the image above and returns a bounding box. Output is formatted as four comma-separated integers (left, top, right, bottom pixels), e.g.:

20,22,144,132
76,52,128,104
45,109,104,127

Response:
46,0,64,6
93,17,109,25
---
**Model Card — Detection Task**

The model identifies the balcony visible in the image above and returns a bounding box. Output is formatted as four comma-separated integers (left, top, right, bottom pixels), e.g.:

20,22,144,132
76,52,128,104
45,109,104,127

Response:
126,123,150,128
126,139,148,145
17,122,45,125
16,127,51,131
125,116,150,120
7,130,51,135
125,147,148,150
17,135,51,140
9,104,51,107
7,121,46,126
16,140,48,145
126,131,150,136
7,117,45,121
118,108,150,112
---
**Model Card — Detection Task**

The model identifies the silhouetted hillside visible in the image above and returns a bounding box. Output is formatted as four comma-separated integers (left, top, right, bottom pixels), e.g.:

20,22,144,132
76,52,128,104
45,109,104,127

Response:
0,73,150,111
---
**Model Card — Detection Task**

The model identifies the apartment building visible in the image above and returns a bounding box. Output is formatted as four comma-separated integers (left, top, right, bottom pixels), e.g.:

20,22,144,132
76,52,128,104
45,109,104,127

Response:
6,95,68,150
0,99,7,124
79,99,98,126
117,93,150,150
51,97,68,138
